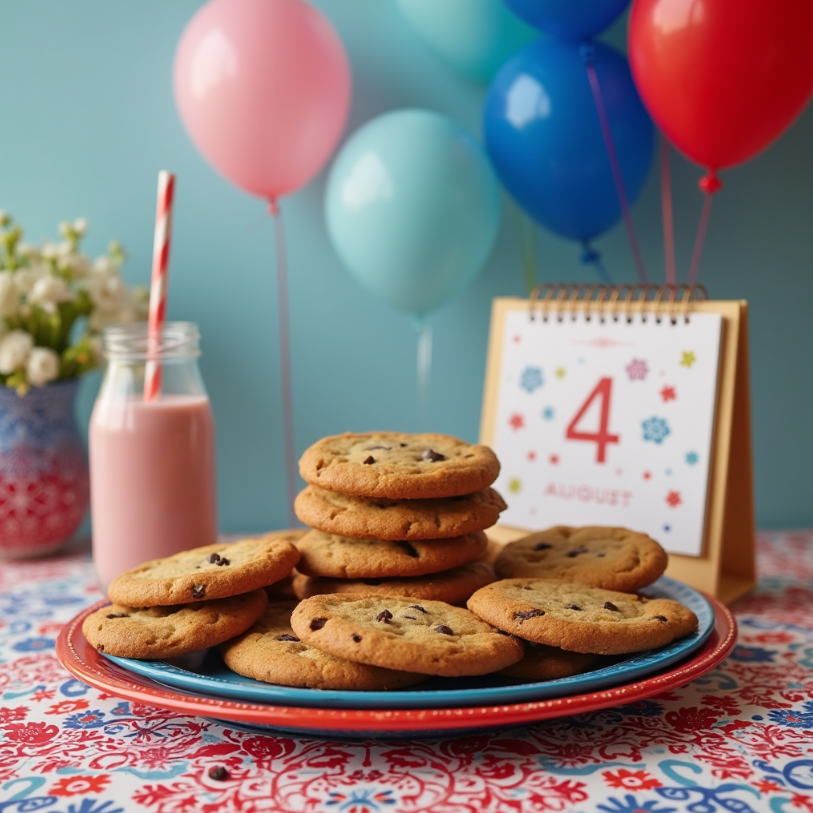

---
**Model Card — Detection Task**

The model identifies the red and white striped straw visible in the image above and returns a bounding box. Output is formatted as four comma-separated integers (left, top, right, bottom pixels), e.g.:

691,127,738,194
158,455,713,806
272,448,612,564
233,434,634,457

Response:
144,170,175,402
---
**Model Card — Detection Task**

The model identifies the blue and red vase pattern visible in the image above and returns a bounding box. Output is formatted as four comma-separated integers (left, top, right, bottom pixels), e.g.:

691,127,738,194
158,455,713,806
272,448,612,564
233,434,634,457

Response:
0,380,89,558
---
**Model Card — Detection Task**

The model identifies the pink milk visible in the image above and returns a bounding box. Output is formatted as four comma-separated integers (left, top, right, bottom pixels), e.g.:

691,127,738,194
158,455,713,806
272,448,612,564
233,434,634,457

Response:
90,394,218,590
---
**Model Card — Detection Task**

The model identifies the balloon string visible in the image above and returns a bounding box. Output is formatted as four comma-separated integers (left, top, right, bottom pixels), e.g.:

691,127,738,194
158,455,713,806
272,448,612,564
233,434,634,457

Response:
581,241,612,284
513,204,538,295
688,193,713,286
269,200,298,529
415,317,432,432
660,135,676,285
583,58,648,284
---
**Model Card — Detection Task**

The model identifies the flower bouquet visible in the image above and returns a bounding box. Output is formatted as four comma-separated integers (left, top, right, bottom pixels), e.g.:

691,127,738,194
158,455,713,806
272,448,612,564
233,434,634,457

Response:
0,210,147,558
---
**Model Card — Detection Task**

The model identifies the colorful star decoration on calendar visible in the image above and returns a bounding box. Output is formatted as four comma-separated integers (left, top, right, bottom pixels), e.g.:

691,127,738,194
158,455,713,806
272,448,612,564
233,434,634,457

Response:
666,490,682,507
660,385,677,402
680,350,697,367
625,358,649,381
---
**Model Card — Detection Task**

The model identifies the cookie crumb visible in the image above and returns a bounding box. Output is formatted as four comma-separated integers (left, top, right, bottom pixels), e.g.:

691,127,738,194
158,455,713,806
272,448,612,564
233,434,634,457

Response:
192,584,206,599
310,617,327,631
376,609,393,623
208,766,229,781
434,624,454,635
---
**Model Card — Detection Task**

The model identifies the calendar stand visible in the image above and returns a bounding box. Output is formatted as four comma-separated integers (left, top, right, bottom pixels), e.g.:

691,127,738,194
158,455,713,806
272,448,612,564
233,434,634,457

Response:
480,285,756,604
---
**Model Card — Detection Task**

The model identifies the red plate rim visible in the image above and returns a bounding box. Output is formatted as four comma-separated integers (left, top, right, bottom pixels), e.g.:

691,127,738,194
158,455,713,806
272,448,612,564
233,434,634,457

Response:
56,596,736,734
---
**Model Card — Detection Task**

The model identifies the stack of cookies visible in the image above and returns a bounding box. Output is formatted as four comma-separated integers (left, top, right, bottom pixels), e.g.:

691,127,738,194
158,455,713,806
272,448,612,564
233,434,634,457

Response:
291,431,508,605
82,534,300,661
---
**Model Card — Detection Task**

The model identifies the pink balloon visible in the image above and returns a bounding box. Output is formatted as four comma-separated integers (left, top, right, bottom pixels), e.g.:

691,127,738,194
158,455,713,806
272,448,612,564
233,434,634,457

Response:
174,0,352,201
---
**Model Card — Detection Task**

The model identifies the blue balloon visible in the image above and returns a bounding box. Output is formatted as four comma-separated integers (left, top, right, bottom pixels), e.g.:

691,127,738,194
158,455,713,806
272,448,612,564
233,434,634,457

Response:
483,39,654,242
325,110,502,316
502,0,630,41
398,0,537,84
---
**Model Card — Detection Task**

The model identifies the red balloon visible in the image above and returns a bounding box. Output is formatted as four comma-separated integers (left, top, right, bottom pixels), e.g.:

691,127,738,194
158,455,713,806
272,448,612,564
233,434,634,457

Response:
628,0,813,171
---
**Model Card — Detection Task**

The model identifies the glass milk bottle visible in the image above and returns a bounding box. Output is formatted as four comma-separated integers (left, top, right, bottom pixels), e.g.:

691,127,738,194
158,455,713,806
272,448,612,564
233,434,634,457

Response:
89,322,218,590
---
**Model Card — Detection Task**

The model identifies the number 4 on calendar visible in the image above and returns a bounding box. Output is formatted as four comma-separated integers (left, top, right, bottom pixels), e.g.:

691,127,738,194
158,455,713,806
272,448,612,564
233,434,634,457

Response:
565,377,620,464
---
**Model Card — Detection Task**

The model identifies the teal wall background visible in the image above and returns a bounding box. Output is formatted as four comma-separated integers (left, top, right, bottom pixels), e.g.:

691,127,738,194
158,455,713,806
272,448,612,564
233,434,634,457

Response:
1,1,811,532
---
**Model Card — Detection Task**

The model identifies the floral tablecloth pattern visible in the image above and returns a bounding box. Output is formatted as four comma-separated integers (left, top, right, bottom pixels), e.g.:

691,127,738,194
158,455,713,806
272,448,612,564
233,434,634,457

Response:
1,532,812,813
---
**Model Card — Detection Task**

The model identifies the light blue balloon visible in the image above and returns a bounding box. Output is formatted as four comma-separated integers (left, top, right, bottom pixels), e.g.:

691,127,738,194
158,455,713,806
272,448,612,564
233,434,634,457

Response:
397,0,537,83
325,110,502,316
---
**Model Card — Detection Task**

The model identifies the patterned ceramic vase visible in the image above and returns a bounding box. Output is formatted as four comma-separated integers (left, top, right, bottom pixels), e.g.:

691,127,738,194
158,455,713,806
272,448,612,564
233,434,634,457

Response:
0,380,90,558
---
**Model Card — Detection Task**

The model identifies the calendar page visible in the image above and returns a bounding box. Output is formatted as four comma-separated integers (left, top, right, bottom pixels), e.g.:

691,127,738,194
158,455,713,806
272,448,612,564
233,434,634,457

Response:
490,309,723,556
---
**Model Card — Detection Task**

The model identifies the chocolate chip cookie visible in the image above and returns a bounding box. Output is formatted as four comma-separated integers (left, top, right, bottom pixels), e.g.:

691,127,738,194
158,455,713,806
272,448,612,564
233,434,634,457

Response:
107,535,300,607
496,642,606,681
294,484,506,540
494,526,668,591
290,594,524,677
292,560,496,606
298,432,500,499
295,529,488,580
83,589,268,660
221,603,427,691
467,578,697,655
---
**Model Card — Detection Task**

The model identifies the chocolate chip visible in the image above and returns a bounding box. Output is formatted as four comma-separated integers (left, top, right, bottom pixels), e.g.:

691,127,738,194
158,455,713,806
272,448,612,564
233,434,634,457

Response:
434,624,454,635
362,579,384,586
513,609,545,621
399,443,407,447
403,615,417,620
352,634,362,642
376,609,393,623
363,455,375,464
208,553,221,563
106,613,129,619
409,604,427,613
310,617,327,631
397,541,420,558
365,445,392,451
98,644,105,651
217,557,230,566
534,542,552,551
603,602,619,612
208,766,229,781
192,584,206,599
654,615,668,623
276,634,299,642
596,552,606,558
421,448,445,462
566,547,588,558
566,604,582,611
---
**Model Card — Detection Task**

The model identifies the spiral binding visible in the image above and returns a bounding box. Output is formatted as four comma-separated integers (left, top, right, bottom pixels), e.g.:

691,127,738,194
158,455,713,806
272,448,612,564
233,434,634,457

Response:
528,283,709,325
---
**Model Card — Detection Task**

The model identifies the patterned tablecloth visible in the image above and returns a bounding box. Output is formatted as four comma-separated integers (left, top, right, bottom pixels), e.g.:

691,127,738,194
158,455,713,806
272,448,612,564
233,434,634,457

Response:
1,531,812,813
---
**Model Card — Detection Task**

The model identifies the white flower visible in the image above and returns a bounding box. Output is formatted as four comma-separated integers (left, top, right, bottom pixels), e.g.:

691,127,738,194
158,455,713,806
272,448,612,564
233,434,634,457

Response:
15,243,41,259
87,270,127,313
13,263,48,295
58,252,92,279
0,271,20,318
29,275,74,314
26,346,60,387
73,217,88,235
0,330,34,374
41,241,72,260
92,256,118,275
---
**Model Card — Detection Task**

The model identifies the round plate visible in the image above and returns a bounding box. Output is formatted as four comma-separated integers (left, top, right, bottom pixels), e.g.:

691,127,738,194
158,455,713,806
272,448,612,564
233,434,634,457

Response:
101,575,715,709
56,591,735,739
